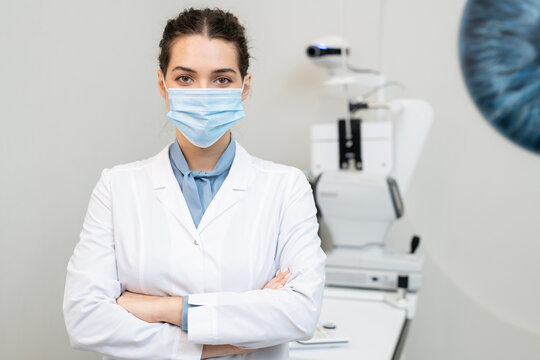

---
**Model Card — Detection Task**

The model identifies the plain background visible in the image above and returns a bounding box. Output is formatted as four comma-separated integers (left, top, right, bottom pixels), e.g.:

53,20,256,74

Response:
1,0,539,359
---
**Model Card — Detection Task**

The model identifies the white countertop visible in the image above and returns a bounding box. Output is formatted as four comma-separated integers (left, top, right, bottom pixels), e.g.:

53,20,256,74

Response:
289,287,410,360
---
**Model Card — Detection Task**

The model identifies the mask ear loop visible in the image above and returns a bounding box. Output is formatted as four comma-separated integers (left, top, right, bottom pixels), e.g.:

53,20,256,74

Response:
162,74,169,93
240,76,248,97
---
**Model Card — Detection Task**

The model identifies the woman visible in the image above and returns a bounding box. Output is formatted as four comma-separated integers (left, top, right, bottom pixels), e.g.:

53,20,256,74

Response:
63,8,326,360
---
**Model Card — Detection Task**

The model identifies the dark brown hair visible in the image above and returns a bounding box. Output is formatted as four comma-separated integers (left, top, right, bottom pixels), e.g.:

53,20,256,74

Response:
158,8,250,79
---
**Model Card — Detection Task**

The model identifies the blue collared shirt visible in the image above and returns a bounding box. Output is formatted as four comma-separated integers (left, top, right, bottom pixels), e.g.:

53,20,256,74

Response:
168,134,236,228
168,134,236,332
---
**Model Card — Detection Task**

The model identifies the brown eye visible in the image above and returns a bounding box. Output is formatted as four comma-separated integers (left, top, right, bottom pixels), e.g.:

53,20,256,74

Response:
216,77,231,85
177,75,192,83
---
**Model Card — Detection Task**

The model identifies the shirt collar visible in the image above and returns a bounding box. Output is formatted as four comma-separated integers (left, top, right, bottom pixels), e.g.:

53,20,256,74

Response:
170,133,236,178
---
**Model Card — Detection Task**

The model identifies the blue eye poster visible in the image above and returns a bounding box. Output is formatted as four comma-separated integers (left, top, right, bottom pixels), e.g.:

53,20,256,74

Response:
459,0,540,154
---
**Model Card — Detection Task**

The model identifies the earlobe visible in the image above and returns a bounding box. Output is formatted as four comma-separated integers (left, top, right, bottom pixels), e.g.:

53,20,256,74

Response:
158,69,167,99
241,74,252,101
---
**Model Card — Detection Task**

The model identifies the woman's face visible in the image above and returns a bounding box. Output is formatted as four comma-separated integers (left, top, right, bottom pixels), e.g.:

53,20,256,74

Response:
158,34,251,111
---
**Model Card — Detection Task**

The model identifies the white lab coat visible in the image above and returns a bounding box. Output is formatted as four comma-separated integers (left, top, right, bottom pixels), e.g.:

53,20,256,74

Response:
63,140,326,360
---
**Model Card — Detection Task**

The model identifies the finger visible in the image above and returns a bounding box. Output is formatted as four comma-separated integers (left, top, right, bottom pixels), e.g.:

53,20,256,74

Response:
262,268,291,289
263,276,285,289
263,278,280,289
275,271,291,286
263,274,281,287
262,280,274,289
266,269,288,286
275,270,291,282
265,273,292,290
274,268,289,281
279,268,290,278
276,273,291,286
266,281,282,289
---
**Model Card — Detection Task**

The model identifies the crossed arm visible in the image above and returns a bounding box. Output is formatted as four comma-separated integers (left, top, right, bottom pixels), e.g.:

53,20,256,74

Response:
116,269,291,359
64,168,325,359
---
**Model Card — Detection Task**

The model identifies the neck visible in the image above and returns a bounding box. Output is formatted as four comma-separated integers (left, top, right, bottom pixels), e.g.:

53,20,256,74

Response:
176,130,231,172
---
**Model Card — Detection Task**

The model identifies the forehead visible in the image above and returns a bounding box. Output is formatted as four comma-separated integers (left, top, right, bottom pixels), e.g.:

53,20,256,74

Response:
168,34,239,73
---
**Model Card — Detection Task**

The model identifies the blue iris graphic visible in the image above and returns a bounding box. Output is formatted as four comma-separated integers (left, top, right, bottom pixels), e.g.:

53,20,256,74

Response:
459,0,540,154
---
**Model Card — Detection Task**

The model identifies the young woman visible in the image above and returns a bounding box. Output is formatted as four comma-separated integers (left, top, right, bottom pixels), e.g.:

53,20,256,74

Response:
63,8,326,360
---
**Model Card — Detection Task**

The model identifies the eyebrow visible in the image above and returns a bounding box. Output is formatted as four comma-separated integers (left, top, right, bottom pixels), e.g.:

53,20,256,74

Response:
212,68,237,75
171,66,237,75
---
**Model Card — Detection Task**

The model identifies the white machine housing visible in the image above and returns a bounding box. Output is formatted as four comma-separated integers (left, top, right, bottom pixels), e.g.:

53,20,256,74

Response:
312,99,433,292
316,170,424,291
311,99,433,195
316,171,401,248
311,121,393,178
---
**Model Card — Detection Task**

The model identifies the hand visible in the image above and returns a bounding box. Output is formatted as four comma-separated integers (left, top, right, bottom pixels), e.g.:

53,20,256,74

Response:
115,268,292,327
201,344,255,359
116,291,182,326
117,270,292,359
200,269,291,359
262,268,291,290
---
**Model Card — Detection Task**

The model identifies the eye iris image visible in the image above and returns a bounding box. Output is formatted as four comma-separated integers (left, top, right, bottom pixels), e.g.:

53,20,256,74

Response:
459,0,540,154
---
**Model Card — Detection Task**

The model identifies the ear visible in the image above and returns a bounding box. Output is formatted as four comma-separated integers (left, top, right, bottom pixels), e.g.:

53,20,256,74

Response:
157,69,167,99
241,73,252,101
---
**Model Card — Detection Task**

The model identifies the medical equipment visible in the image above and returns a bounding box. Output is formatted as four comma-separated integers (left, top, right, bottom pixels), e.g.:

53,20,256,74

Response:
306,36,350,74
289,35,431,360
289,319,350,349
290,287,416,360
312,99,432,292
305,36,433,294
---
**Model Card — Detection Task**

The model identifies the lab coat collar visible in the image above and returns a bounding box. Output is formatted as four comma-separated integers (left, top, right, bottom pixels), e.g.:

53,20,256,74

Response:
151,139,250,191
150,139,251,236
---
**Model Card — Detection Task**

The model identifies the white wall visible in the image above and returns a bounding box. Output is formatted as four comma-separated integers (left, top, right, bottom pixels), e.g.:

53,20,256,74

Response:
382,0,540,358
1,0,539,359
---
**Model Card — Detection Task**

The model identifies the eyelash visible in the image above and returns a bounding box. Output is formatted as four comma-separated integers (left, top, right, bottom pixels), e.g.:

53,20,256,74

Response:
176,75,192,83
215,77,231,84
174,75,232,85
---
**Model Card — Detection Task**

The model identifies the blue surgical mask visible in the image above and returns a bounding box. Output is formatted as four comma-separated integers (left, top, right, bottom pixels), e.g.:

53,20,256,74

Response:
163,77,246,148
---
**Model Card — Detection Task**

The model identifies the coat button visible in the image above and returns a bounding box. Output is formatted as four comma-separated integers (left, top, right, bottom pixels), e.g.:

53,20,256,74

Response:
194,240,199,245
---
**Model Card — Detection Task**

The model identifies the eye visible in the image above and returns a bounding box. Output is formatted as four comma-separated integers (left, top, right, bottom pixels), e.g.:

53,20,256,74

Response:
176,75,193,84
215,77,232,85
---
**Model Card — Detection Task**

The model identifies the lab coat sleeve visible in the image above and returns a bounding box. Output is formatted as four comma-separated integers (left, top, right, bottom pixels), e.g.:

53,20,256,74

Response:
63,168,203,360
187,168,326,348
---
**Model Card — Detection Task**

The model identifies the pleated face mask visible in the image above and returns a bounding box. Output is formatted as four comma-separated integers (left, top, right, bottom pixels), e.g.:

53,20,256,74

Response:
163,77,246,148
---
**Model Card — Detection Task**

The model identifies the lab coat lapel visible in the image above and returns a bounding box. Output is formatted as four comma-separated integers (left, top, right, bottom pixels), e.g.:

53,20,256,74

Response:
151,142,199,240
196,141,250,233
